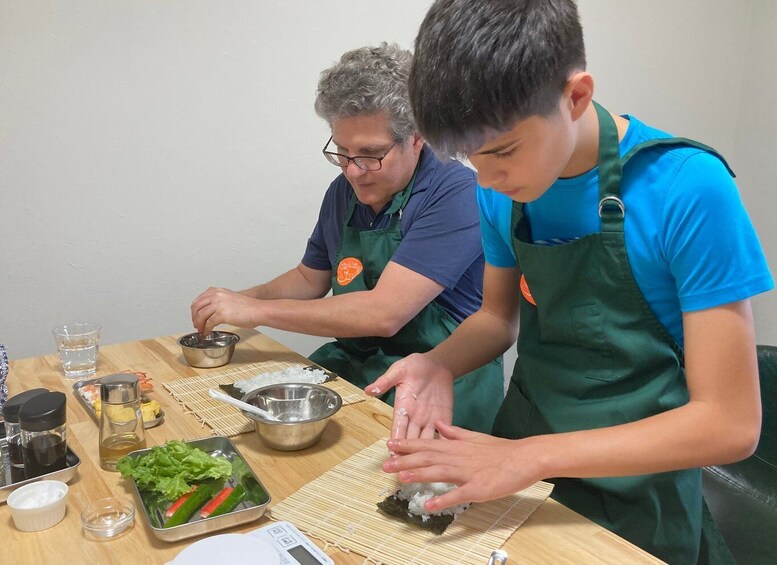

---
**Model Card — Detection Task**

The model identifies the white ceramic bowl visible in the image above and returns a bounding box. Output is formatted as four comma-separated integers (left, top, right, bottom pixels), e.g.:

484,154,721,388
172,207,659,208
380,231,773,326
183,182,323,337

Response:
7,480,68,532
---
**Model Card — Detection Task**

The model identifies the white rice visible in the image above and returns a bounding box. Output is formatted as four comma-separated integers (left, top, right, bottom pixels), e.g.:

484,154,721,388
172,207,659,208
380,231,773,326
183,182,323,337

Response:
396,482,470,521
233,366,328,394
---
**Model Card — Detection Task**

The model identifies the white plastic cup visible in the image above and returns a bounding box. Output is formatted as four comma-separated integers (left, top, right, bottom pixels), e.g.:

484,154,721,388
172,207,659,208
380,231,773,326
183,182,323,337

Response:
52,323,101,379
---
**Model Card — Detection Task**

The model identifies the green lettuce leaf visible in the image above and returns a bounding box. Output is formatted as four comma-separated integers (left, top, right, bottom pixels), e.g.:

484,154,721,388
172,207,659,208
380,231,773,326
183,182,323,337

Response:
117,440,232,500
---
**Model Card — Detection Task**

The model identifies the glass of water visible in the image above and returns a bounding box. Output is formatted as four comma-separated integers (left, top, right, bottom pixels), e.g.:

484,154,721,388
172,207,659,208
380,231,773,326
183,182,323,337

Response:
51,323,101,379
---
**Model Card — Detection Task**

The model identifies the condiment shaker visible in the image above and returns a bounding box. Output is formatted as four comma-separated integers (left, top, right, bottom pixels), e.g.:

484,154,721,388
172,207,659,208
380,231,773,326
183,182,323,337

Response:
2,388,49,482
98,373,146,471
19,392,68,479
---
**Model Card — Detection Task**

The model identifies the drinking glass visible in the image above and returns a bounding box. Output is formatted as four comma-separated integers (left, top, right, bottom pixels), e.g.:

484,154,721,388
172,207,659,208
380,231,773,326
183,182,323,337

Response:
51,323,101,379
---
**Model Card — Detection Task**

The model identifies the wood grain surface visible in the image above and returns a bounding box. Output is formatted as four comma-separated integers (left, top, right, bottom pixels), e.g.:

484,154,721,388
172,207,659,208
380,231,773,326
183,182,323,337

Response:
2,327,663,564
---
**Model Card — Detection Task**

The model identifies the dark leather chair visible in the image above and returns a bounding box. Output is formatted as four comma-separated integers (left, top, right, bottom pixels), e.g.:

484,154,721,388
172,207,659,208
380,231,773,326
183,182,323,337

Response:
703,345,777,565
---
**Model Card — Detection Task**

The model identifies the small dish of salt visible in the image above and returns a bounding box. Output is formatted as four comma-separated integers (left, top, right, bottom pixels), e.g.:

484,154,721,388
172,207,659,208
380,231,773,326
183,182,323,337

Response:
7,480,69,532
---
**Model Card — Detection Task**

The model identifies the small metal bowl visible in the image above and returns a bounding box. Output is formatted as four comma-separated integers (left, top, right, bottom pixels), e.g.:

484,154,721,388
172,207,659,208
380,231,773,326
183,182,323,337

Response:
178,331,240,368
241,383,342,451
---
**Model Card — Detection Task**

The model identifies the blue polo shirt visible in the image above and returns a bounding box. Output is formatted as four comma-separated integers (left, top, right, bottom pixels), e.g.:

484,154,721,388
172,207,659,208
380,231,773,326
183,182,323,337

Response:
477,115,774,346
303,146,484,323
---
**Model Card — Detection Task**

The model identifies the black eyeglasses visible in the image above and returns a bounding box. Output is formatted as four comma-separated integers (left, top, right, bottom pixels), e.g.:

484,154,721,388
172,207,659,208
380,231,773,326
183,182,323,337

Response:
322,136,397,171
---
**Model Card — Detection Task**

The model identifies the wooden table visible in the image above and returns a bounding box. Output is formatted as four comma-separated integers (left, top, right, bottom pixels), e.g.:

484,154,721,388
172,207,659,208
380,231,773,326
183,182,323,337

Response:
2,328,662,564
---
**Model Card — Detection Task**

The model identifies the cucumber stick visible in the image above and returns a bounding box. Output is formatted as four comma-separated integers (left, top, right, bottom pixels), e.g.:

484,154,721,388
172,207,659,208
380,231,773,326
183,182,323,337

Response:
206,484,246,518
164,482,222,528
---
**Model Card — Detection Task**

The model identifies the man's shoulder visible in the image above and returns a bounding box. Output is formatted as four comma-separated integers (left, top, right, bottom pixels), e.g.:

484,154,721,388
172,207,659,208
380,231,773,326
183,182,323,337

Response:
416,147,476,193
316,173,353,226
321,173,352,202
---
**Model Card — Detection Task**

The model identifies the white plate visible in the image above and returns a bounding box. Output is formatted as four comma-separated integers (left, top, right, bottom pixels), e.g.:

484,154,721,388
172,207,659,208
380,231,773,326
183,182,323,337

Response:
169,533,280,565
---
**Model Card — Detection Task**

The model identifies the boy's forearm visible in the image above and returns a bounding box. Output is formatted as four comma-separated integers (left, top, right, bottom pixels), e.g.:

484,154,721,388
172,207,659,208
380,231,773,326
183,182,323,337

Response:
531,396,759,481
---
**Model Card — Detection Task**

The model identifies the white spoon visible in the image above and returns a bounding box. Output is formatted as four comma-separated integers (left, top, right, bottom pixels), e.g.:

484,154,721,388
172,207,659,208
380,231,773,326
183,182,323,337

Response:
208,388,280,422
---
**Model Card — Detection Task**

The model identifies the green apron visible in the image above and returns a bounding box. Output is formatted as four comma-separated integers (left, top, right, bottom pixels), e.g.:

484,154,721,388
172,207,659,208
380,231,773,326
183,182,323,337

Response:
492,102,735,564
309,171,504,433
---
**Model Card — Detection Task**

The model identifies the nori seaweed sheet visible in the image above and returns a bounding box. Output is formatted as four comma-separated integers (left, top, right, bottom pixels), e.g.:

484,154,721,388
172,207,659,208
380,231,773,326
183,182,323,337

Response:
219,366,337,400
377,493,455,535
218,383,245,400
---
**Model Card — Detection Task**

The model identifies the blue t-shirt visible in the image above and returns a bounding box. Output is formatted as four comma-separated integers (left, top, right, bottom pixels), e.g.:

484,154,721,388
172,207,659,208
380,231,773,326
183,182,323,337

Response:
303,146,484,323
478,115,774,346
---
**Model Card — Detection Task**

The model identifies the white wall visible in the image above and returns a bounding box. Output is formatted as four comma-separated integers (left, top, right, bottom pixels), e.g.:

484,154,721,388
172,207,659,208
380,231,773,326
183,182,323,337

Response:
0,0,431,360
1,1,775,364
731,0,777,343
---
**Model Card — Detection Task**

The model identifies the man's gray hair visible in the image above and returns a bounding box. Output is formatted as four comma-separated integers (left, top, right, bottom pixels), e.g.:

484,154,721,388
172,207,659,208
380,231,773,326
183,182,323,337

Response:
315,43,416,143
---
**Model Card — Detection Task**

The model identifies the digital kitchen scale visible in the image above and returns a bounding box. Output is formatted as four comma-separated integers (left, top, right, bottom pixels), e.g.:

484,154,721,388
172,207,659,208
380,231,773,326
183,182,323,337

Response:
167,522,333,565
250,521,334,565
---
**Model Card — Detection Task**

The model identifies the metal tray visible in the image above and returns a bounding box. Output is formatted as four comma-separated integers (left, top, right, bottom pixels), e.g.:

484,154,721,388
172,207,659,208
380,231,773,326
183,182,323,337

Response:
0,423,81,503
72,377,164,429
124,435,271,542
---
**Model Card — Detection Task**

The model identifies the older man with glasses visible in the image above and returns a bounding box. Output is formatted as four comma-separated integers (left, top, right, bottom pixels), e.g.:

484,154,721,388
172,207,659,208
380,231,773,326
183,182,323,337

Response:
190,43,504,433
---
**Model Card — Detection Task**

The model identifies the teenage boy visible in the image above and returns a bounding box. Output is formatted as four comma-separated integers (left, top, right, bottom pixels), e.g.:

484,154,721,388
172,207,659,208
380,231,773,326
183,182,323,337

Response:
368,2,774,563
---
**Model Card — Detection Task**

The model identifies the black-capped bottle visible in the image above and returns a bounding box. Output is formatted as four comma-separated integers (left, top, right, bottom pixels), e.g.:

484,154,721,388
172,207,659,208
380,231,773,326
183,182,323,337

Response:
2,388,49,483
19,391,68,479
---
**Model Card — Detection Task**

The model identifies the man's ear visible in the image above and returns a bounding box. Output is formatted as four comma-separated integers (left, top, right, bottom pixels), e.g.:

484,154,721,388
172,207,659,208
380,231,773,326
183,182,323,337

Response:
411,132,424,153
564,72,594,122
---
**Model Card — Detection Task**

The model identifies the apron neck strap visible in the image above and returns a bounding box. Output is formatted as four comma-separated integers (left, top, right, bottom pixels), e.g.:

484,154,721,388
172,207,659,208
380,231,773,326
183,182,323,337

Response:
345,152,421,223
593,101,626,232
385,157,421,216
593,100,623,199
621,137,735,178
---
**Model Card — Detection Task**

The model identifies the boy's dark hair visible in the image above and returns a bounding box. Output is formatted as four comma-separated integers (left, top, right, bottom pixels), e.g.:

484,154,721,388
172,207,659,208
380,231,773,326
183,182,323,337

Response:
409,0,586,158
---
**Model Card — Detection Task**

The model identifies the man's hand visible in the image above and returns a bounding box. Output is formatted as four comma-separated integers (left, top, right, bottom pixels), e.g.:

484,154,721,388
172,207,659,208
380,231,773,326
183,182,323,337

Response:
383,421,540,512
366,353,455,440
191,287,260,335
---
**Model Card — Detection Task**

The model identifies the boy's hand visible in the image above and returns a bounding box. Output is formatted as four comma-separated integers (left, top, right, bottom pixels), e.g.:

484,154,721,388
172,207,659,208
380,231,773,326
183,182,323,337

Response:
366,353,454,440
384,422,540,511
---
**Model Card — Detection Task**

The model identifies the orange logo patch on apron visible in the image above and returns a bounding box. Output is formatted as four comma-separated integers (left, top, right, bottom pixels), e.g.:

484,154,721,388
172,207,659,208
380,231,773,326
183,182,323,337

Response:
520,274,536,306
337,257,364,286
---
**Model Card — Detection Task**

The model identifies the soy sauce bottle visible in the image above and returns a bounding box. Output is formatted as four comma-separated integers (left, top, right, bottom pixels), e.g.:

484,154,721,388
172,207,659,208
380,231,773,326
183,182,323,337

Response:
19,392,68,479
2,388,49,482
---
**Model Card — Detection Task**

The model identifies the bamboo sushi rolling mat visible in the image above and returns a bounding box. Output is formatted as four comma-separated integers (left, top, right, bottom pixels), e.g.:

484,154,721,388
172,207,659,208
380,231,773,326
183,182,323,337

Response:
162,361,365,437
269,439,554,565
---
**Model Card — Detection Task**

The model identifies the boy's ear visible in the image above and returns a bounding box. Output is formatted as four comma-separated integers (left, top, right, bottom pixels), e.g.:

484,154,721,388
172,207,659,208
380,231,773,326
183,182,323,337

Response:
564,72,594,121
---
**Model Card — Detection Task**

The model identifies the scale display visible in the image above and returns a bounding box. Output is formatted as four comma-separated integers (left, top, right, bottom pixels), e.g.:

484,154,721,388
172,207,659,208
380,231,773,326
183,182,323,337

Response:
251,521,334,565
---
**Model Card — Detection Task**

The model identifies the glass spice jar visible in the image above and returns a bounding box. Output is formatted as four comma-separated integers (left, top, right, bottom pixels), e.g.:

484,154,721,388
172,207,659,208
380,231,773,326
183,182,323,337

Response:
19,392,68,479
2,388,49,482
98,373,146,471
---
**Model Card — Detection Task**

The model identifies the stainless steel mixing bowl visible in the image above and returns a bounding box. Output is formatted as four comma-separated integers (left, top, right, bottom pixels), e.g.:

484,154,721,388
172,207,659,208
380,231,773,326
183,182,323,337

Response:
240,383,342,451
177,331,240,368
